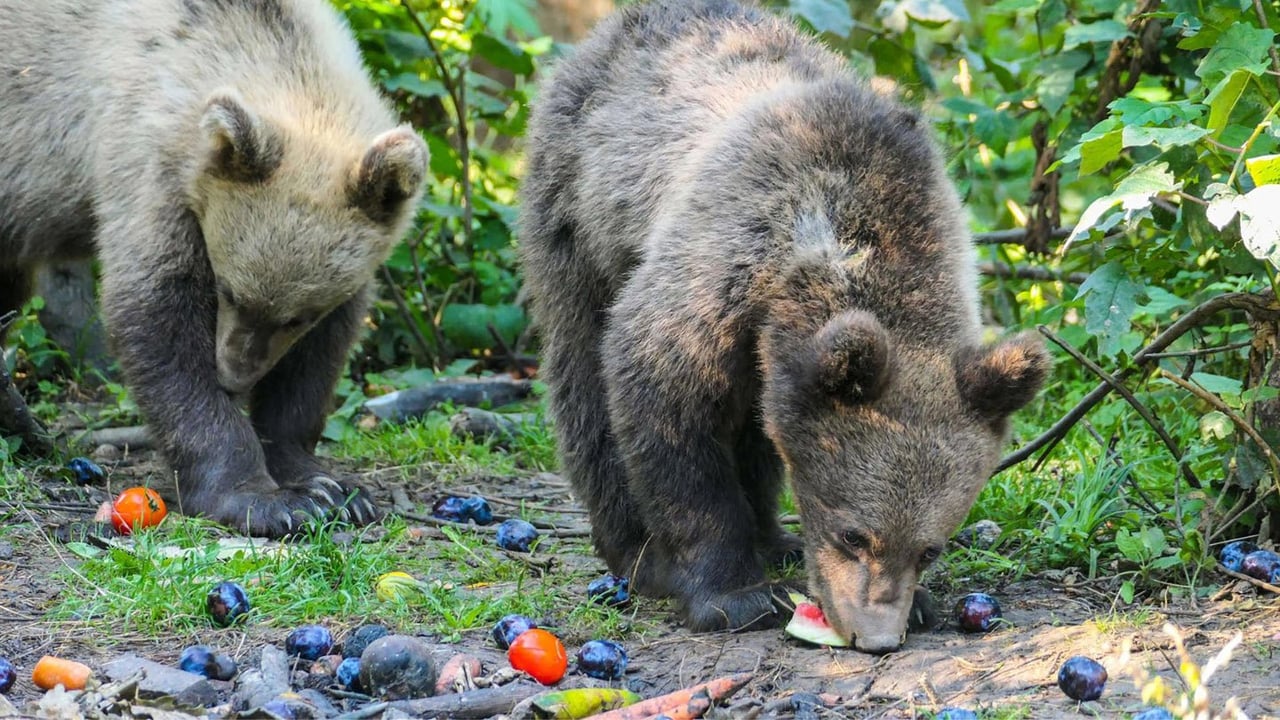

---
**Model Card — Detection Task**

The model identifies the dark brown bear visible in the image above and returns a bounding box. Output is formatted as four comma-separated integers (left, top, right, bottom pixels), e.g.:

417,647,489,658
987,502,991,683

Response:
518,0,1048,653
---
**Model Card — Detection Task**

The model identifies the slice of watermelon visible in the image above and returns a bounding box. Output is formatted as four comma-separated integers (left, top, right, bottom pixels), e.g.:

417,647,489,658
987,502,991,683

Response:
784,592,849,647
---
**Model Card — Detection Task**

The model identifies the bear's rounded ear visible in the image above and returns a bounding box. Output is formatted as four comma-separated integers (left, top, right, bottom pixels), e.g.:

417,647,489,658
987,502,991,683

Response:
955,331,1050,422
809,310,894,404
348,127,429,224
200,91,283,183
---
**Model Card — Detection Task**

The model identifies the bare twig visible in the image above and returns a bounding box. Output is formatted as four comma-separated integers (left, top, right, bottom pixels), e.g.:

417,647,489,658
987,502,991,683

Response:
1159,369,1280,537
997,291,1280,473
1039,326,1202,489
1143,341,1252,360
1217,563,1280,595
979,262,1089,284
1254,0,1280,94
974,227,1071,245
380,265,435,363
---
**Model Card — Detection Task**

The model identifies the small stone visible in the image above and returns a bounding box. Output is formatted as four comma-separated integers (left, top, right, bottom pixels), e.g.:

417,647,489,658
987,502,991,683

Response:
102,654,218,707
92,444,122,463
955,519,1001,550
359,635,438,700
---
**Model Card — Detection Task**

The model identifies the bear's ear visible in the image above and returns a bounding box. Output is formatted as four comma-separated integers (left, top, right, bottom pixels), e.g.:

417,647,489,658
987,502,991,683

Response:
200,91,283,183
348,127,428,224
808,310,894,404
955,331,1050,423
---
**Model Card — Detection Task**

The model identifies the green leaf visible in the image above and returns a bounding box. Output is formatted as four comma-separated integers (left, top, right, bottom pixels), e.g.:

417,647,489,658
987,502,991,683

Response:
1205,70,1251,136
1063,19,1129,49
1119,579,1135,604
439,304,528,351
899,0,970,27
789,0,854,38
1189,372,1244,396
1067,163,1179,243
1195,22,1275,85
383,73,447,98
1115,528,1145,562
1036,51,1090,116
471,33,534,75
1079,122,1123,175
1075,262,1143,357
1121,125,1210,151
380,29,432,63
474,0,539,37
1246,154,1280,186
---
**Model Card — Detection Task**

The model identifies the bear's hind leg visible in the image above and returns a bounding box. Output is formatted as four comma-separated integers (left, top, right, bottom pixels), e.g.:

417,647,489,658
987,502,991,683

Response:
250,287,379,526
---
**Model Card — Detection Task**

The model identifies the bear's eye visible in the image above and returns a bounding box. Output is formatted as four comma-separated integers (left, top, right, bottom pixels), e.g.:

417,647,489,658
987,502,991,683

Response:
840,530,869,552
281,317,308,331
920,546,942,565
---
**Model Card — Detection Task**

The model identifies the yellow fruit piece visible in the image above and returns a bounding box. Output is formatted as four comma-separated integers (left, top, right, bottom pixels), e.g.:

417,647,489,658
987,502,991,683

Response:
375,571,423,602
531,687,643,719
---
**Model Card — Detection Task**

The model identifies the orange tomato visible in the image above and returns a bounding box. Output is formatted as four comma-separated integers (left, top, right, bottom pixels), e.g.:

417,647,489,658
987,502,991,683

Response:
32,655,93,690
111,487,167,535
507,628,567,685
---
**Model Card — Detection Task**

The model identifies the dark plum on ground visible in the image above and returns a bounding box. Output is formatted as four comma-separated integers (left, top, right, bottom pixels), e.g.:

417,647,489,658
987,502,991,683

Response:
431,495,494,525
1239,549,1280,581
336,657,362,691
1132,707,1174,720
178,645,237,681
285,625,335,661
575,639,627,680
935,709,978,720
1057,655,1107,701
0,657,14,693
954,592,1002,633
495,518,539,552
206,581,251,627
1219,540,1260,573
492,614,538,649
67,457,105,485
586,573,631,607
359,635,438,700
343,624,391,659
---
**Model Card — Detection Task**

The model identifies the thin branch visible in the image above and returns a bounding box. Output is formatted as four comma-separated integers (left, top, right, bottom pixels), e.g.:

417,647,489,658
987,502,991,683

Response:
979,262,1089,284
1142,341,1252,360
996,291,1280,473
1081,421,1163,516
1039,325,1202,489
404,238,448,361
1253,0,1280,94
1158,369,1280,538
380,265,435,363
974,227,1071,245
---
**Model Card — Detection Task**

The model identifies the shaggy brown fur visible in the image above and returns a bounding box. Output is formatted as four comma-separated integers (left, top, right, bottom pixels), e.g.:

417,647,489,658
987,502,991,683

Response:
519,0,1048,652
0,0,427,536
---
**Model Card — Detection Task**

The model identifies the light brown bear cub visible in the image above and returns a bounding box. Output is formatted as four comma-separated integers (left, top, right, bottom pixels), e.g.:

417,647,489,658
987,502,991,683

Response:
519,0,1049,652
0,0,427,536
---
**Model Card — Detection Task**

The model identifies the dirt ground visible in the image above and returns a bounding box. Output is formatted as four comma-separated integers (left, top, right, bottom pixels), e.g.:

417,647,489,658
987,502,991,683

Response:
1,446,1278,719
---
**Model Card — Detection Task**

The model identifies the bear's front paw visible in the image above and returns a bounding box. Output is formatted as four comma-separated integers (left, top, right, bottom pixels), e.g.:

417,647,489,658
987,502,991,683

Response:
683,584,782,632
200,477,382,538
908,585,939,632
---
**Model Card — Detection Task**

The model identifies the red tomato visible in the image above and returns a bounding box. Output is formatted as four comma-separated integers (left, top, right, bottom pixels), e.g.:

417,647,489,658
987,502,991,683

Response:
507,628,567,684
111,487,167,534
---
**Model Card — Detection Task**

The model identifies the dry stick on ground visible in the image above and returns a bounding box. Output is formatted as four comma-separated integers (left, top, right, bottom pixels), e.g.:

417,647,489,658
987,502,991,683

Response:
996,291,1280,474
1216,563,1280,595
1038,325,1203,490
1158,369,1280,540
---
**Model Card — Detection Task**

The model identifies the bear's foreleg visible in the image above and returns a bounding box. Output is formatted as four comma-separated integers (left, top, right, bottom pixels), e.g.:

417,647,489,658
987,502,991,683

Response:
250,285,379,525
602,274,782,632
98,208,353,537
734,417,804,570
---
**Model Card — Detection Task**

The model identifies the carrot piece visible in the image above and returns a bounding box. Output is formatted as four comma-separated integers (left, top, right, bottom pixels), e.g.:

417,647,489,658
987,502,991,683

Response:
32,655,93,690
584,672,752,720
